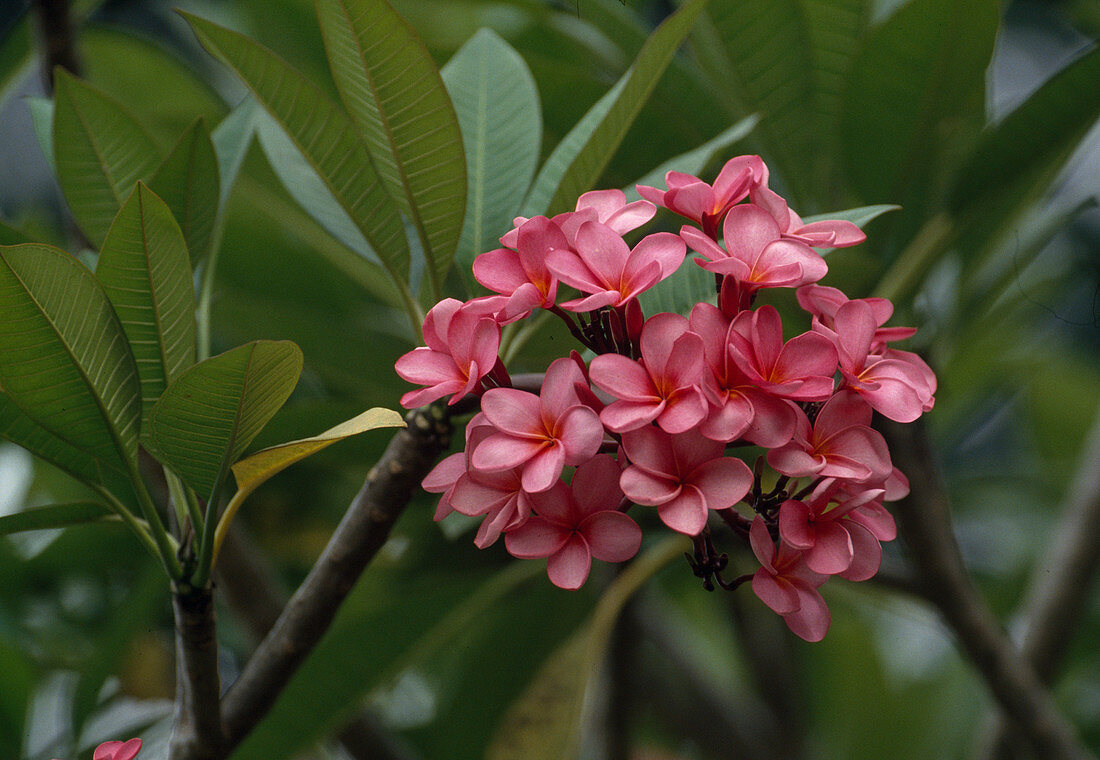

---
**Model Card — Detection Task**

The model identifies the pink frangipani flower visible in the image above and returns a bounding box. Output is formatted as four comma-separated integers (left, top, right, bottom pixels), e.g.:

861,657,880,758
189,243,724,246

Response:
589,313,708,434
473,216,569,322
93,740,143,760
547,221,685,311
688,302,799,446
395,298,503,408
767,391,893,483
505,455,642,589
637,155,767,238
818,300,935,422
727,305,837,402
750,516,830,641
620,427,753,535
680,203,828,293
777,478,887,579
471,358,603,492
751,186,866,249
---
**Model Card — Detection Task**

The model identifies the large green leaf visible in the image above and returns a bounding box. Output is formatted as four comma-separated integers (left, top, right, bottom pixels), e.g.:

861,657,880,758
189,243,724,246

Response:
0,392,129,494
442,29,542,296
486,535,687,760
839,0,998,206
149,119,220,265
522,0,712,218
182,13,411,281
147,340,303,496
0,501,114,536
691,0,815,202
52,70,162,247
0,245,141,470
96,183,197,435
316,0,467,292
947,46,1100,256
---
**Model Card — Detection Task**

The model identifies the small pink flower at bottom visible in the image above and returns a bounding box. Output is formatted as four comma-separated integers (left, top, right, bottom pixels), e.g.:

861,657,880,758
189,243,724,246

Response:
750,517,830,642
619,427,753,535
505,455,642,589
94,740,142,760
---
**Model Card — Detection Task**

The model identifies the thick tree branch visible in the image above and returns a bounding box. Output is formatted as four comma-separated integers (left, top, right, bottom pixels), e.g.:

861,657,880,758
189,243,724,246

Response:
978,406,1100,758
219,406,452,752
170,587,227,760
880,419,1091,760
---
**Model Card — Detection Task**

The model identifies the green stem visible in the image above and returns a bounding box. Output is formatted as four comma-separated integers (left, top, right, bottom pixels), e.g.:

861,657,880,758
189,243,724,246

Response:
127,461,184,579
196,205,231,362
92,485,161,561
190,460,232,589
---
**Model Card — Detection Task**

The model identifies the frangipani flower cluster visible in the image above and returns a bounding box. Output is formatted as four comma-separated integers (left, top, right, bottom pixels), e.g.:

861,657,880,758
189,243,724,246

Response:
397,156,935,641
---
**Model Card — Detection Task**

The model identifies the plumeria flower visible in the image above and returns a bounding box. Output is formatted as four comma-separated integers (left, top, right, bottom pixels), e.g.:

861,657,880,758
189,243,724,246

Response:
680,203,829,293
548,222,686,311
395,298,503,408
726,305,837,402
750,517,830,642
590,312,708,434
619,427,753,535
473,216,570,322
816,299,935,422
471,358,603,492
503,189,656,250
637,155,768,238
767,391,893,483
797,284,917,349
505,455,642,589
93,740,143,760
751,185,866,248
777,478,887,579
689,302,799,446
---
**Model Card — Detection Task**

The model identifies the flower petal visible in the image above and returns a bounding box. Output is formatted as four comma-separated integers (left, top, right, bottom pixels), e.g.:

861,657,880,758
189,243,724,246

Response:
547,535,592,589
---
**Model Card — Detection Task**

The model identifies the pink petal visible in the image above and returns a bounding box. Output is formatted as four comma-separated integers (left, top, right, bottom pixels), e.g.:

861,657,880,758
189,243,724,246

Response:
749,186,791,230
546,247,604,294
754,240,828,285
473,248,529,294
664,182,715,221
689,456,752,511
722,203,781,263
574,220,631,286
850,502,897,541
557,405,604,463
470,433,546,472
547,535,592,589
571,455,625,515
522,443,567,493
506,516,570,558
772,331,838,384
752,569,801,614
657,485,709,535
395,348,460,385
838,521,882,581
813,390,873,438
782,584,831,641
804,522,854,575
480,388,543,437
590,354,658,401
778,499,815,549
749,516,776,570
541,357,584,416
421,299,463,352
605,200,657,234
834,300,878,369
450,475,514,517
700,392,754,442
422,452,466,493
620,425,677,478
581,511,642,562
640,312,691,374
527,480,575,522
796,219,865,248
631,231,686,278
600,399,663,433
656,389,707,434
740,390,799,448
767,444,825,478
680,225,731,264
620,465,680,506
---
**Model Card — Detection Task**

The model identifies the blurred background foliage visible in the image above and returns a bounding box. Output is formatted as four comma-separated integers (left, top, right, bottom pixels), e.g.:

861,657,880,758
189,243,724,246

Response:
0,0,1098,758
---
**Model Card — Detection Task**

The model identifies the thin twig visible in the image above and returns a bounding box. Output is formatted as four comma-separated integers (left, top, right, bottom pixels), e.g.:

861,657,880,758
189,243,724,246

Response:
880,419,1091,760
218,406,452,752
31,0,80,91
977,405,1100,759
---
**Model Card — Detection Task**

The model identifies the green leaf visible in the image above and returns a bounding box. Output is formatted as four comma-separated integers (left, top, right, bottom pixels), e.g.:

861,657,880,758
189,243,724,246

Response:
487,535,687,760
51,70,162,247
0,245,141,470
691,0,815,201
147,340,303,496
149,119,220,265
522,0,712,218
625,114,759,200
26,96,55,174
0,392,129,494
801,204,901,227
442,29,541,295
638,259,716,318
0,501,114,536
253,110,377,263
211,96,260,208
96,183,197,437
316,0,467,292
839,0,999,205
182,12,411,282
947,46,1100,227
